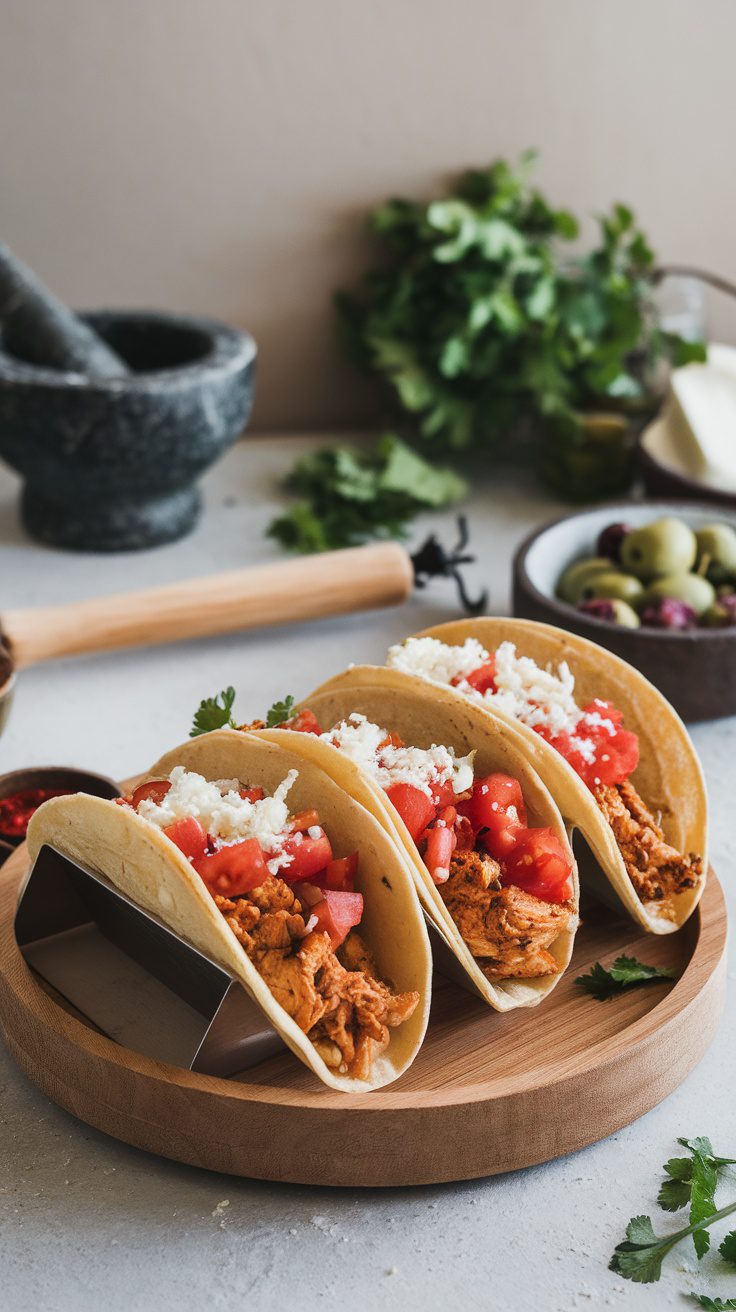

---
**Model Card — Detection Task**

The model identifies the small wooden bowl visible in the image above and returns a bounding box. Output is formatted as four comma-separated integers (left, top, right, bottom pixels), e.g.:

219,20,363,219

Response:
512,500,736,722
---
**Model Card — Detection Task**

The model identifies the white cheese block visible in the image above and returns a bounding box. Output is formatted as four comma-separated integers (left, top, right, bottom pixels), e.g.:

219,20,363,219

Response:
668,344,736,492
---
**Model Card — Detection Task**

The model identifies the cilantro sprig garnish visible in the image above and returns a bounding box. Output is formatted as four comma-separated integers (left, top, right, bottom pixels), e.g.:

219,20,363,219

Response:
610,1136,736,1285
690,1297,736,1310
266,695,296,727
190,687,237,737
267,434,466,554
575,953,676,1001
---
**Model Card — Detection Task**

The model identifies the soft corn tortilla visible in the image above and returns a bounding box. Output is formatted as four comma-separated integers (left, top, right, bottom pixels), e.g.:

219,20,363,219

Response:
400,617,708,934
255,680,580,1011
27,732,432,1093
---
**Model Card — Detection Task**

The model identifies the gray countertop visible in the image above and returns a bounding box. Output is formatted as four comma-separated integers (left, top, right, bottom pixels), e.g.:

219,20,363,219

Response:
1,437,734,1312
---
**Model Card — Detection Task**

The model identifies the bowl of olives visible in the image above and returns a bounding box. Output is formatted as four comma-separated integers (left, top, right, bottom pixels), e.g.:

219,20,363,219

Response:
512,501,736,721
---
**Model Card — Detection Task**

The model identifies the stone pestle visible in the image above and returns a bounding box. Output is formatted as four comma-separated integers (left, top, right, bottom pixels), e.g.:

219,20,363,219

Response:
0,242,129,378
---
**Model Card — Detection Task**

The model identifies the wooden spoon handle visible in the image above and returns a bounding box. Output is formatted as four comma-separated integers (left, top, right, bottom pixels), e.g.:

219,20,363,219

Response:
3,542,415,670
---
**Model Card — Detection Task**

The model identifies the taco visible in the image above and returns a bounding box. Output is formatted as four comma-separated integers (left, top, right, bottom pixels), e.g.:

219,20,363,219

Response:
238,683,580,1011
26,732,431,1092
381,617,707,933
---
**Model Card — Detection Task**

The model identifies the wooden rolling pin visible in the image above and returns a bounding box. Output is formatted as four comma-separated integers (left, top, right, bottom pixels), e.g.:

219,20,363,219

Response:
2,542,417,673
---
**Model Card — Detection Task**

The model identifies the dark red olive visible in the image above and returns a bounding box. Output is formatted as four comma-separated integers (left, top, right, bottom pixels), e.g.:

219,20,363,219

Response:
596,522,631,564
639,597,698,630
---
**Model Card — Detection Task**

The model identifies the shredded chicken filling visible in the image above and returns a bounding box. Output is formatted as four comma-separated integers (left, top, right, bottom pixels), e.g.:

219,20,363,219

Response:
594,780,703,912
439,850,573,978
214,876,418,1080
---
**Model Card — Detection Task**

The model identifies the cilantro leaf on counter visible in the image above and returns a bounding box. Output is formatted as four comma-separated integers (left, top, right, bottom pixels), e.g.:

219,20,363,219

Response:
690,1297,736,1310
266,695,296,727
575,953,675,1001
190,687,237,737
720,1231,736,1267
610,1201,736,1285
267,434,467,554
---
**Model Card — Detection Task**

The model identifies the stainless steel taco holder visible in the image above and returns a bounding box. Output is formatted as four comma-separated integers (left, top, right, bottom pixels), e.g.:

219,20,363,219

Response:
14,845,482,1079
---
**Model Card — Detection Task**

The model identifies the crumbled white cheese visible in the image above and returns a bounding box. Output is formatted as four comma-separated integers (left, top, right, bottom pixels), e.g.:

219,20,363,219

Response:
137,766,298,874
387,635,489,684
388,636,597,752
323,713,474,798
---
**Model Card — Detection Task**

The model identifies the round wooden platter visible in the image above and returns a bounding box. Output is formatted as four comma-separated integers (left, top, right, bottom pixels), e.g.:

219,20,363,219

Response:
0,841,727,1188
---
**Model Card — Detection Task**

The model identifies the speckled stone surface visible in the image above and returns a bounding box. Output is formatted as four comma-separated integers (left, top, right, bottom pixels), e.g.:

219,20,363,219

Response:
0,311,256,551
1,436,734,1312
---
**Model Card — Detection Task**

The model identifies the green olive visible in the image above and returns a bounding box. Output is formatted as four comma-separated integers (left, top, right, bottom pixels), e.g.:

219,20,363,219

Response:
695,524,736,584
642,572,716,616
605,599,641,628
620,518,697,581
579,570,644,604
556,557,612,605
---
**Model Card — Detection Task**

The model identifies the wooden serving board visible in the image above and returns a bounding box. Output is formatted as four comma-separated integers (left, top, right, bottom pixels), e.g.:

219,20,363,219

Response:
0,843,727,1187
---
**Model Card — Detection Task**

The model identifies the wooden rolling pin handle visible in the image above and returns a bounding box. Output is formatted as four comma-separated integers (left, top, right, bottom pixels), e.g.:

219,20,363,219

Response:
3,542,415,671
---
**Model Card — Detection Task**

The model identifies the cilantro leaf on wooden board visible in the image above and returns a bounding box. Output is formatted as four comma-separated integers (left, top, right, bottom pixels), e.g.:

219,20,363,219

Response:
575,953,675,1001
190,687,237,737
267,434,467,554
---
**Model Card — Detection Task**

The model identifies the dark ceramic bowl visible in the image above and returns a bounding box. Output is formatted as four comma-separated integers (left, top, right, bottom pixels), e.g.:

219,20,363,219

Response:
512,500,736,722
638,418,736,510
0,765,121,850
0,310,257,551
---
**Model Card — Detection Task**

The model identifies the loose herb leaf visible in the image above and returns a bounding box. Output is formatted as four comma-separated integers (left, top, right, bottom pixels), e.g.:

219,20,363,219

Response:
611,1201,736,1285
575,953,675,1001
267,434,467,554
266,695,296,727
719,1231,736,1267
691,1149,720,1258
190,687,237,737
690,1298,736,1310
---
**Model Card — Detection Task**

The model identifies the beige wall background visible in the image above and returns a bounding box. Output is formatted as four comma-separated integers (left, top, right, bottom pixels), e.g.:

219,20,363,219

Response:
1,0,734,432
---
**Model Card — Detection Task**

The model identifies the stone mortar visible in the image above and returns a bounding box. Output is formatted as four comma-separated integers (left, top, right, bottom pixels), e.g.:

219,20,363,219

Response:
0,310,256,551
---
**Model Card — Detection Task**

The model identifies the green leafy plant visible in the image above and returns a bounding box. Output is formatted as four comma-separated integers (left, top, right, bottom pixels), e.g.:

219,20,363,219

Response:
610,1136,736,1285
190,687,237,737
337,153,705,455
266,695,295,727
267,433,466,553
575,953,676,1001
691,1297,736,1310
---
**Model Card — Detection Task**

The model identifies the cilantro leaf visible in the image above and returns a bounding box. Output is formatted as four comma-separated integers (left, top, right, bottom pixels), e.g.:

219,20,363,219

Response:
267,435,466,554
691,1150,720,1258
190,687,237,737
609,1214,674,1284
690,1298,736,1310
720,1231,736,1267
575,954,675,1001
266,695,296,727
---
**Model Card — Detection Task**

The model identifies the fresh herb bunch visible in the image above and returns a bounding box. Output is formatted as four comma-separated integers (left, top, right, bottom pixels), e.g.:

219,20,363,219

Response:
337,152,705,451
610,1135,736,1287
267,433,466,553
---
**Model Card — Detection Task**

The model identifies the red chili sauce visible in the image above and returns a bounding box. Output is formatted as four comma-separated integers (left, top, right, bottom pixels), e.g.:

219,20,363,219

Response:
0,787,70,840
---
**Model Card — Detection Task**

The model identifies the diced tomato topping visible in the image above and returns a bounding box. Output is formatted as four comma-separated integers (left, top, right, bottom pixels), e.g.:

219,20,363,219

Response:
462,773,527,831
194,838,269,897
316,852,359,891
309,889,364,949
285,708,323,735
239,786,265,803
280,830,333,882
130,779,171,809
453,814,476,851
163,816,209,861
430,777,459,808
501,827,573,904
479,821,523,860
454,657,497,695
384,783,436,841
534,700,638,790
581,699,624,729
380,730,406,749
424,823,457,884
290,809,321,833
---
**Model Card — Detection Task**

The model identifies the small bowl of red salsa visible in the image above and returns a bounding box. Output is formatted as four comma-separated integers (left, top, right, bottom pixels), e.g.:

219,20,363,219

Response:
0,766,120,853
